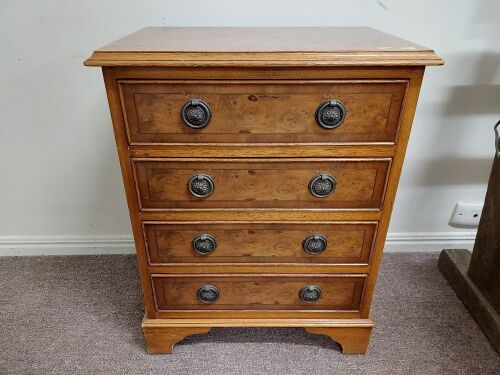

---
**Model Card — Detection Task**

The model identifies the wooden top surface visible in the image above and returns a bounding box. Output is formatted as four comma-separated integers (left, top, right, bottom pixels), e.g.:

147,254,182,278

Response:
84,27,443,67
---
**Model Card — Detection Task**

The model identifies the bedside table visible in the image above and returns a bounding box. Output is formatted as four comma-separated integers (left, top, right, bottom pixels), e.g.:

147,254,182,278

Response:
85,27,442,354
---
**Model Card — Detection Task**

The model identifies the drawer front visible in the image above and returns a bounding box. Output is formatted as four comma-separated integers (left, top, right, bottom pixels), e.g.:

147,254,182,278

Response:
152,275,366,311
144,222,376,264
133,158,390,210
120,80,406,144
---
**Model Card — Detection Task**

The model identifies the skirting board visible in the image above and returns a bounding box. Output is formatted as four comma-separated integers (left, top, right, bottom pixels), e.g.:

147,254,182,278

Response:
0,232,476,256
0,236,136,256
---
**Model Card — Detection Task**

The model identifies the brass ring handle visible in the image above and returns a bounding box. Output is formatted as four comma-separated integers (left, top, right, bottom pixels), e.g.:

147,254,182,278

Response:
188,174,215,198
181,99,212,129
302,234,328,255
299,285,322,303
315,99,346,130
192,234,217,255
308,174,336,198
197,285,219,304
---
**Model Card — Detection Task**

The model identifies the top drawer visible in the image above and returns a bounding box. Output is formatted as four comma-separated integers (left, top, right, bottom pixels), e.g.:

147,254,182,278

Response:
119,80,406,145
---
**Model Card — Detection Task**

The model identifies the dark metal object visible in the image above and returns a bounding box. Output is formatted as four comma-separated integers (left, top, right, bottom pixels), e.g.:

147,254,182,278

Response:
438,120,500,353
315,99,346,129
308,174,336,197
188,174,214,198
197,285,219,303
299,285,322,303
494,119,500,158
468,153,500,315
181,99,211,129
192,234,217,255
303,234,328,255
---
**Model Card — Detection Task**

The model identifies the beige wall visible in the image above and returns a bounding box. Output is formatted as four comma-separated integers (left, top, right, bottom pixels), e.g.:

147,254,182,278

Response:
1,0,499,254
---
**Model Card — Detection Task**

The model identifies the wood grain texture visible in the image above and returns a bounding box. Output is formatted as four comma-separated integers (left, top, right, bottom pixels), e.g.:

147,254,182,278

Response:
151,274,366,311
143,326,211,354
103,66,429,81
119,80,406,144
139,212,381,222
89,27,441,355
142,317,374,327
102,70,157,319
144,222,376,265
359,68,425,317
133,158,390,210
153,310,362,320
305,326,372,354
142,317,373,354
129,144,396,158
84,27,443,67
148,264,370,276
139,210,381,222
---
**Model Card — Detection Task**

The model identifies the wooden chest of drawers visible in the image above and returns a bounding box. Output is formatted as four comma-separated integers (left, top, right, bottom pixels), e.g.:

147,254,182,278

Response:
85,27,442,354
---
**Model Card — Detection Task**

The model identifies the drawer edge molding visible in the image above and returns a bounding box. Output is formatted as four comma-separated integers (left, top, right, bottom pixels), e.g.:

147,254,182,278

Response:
132,157,392,211
150,273,367,312
142,317,374,328
142,221,378,267
129,144,397,158
119,79,407,145
139,210,382,221
147,265,371,274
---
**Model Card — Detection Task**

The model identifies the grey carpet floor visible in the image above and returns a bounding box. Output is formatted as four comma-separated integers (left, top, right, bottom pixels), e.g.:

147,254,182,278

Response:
0,253,498,375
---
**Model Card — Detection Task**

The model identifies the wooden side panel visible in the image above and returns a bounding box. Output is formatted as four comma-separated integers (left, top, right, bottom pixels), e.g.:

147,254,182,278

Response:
152,275,366,311
120,80,406,144
133,158,390,210
102,69,157,319
359,68,425,317
144,222,376,265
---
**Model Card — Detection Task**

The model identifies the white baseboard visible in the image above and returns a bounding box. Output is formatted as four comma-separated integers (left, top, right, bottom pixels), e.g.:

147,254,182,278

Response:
0,232,477,256
0,236,136,256
383,232,476,252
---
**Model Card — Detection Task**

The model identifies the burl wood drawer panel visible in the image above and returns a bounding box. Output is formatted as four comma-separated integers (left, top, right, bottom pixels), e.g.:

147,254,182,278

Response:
144,222,377,265
133,158,391,210
152,274,366,311
119,80,406,144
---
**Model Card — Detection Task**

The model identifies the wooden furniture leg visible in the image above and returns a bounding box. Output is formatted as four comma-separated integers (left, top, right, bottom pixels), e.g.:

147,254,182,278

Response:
143,326,211,354
143,318,373,354
306,326,373,354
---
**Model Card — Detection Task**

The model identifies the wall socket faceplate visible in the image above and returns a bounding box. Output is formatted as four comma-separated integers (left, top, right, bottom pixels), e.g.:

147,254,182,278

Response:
449,202,484,227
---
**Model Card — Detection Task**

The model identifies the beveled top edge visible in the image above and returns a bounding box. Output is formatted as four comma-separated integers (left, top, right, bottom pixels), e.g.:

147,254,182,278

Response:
84,27,444,67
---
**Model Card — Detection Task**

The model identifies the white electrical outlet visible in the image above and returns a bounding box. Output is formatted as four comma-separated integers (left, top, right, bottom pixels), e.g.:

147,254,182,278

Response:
449,202,483,227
